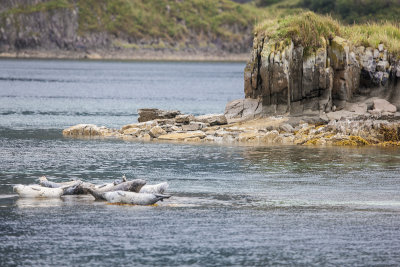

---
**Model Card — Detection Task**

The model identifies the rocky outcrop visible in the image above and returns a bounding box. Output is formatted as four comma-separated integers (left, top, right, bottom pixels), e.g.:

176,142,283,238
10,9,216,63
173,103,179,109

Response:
236,34,400,121
63,109,400,146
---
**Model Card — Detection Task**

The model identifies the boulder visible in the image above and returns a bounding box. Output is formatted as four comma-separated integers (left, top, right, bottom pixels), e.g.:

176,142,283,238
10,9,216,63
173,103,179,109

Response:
138,109,180,122
224,98,262,123
373,99,397,113
195,114,227,126
175,114,195,124
279,124,294,133
149,126,167,138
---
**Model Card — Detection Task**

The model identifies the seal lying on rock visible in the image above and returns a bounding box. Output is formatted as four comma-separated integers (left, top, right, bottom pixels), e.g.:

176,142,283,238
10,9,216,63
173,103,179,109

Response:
13,181,82,198
38,176,78,188
139,182,169,194
87,189,171,205
83,179,147,194
39,176,136,195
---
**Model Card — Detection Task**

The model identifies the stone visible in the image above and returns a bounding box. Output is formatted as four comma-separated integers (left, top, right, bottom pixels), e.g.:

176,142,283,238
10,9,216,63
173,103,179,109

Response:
224,99,244,122
373,99,397,113
238,131,258,142
158,131,206,141
326,110,357,121
141,133,151,141
224,98,262,123
373,49,379,59
123,127,141,136
182,122,207,131
377,61,389,72
135,120,158,131
260,130,279,143
345,103,367,114
195,114,227,126
378,44,384,52
138,109,180,122
175,114,195,124
62,124,111,136
121,123,138,132
185,137,202,142
149,126,167,138
279,123,294,133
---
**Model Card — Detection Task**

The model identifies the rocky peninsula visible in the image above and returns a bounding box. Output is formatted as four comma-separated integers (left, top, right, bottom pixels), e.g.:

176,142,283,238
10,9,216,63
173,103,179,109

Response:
63,12,400,147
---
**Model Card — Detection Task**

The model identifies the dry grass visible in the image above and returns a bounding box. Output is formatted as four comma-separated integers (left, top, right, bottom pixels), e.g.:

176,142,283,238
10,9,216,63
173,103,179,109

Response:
255,11,400,57
342,22,400,56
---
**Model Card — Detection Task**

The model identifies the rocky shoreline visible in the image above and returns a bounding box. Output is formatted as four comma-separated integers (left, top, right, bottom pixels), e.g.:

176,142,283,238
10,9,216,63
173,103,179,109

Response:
0,49,249,62
63,106,400,147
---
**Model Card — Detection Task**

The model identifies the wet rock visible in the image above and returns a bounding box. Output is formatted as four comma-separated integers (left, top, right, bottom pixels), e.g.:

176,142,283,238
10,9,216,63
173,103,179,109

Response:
138,109,180,122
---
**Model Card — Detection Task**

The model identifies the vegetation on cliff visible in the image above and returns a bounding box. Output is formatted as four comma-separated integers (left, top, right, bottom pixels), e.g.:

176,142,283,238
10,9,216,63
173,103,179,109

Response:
0,0,264,52
255,11,400,57
257,0,400,24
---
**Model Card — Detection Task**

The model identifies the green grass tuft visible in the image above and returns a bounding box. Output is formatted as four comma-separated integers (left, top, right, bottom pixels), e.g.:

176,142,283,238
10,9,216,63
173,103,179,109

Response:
255,11,400,57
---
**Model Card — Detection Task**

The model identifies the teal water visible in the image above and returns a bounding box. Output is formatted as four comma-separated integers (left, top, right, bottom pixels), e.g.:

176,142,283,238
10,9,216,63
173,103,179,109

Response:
0,59,399,266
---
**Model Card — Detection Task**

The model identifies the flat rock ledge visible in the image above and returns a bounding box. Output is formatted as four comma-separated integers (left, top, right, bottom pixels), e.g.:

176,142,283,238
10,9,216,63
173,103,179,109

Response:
62,108,400,147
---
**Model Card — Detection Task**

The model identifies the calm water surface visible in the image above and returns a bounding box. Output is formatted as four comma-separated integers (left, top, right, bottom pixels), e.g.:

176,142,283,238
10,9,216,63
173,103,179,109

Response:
0,59,399,266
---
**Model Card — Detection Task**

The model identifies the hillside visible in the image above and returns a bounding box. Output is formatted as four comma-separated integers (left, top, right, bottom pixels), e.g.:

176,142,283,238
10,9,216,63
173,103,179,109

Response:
1,0,399,60
257,0,400,24
0,0,264,60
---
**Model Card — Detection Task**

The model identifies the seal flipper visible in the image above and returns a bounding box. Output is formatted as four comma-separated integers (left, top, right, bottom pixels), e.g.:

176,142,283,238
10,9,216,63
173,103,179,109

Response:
61,181,83,195
86,188,106,201
154,194,171,202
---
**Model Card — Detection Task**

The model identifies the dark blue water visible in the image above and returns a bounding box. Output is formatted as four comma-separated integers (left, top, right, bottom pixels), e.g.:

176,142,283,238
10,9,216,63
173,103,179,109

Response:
0,59,400,266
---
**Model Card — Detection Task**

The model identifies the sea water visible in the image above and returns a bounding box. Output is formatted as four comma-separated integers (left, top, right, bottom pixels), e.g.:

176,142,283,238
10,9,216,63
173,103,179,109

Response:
0,59,399,266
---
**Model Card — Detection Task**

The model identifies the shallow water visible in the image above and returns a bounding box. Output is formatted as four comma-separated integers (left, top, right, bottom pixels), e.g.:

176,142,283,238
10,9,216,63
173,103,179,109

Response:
0,59,400,266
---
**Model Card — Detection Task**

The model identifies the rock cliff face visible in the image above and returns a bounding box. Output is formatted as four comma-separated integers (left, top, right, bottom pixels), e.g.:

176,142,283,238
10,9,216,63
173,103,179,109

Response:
241,34,400,117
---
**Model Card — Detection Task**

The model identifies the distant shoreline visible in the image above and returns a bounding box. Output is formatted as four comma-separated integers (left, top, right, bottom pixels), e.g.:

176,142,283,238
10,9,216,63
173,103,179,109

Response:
0,49,249,62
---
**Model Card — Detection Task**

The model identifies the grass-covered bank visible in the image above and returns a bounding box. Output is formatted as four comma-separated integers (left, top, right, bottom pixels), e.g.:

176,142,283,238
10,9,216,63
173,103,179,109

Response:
255,11,400,57
0,0,265,52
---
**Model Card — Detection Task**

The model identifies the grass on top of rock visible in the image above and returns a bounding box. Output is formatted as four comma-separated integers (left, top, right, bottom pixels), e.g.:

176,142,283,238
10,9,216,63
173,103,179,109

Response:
255,11,400,57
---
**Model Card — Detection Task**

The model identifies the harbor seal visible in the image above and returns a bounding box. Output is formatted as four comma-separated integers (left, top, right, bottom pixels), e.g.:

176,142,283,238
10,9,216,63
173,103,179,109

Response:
39,176,134,195
87,190,171,205
38,176,78,188
13,181,82,198
88,179,147,194
139,182,169,194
